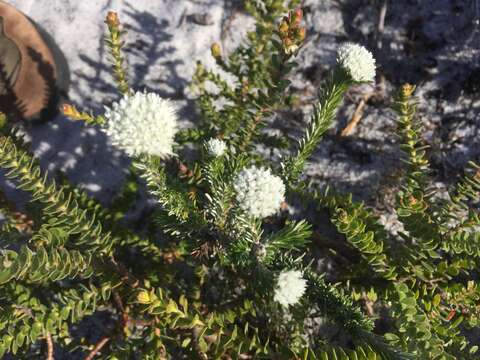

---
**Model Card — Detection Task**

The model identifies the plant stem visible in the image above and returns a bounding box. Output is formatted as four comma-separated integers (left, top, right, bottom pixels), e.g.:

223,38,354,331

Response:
45,333,54,360
84,337,110,360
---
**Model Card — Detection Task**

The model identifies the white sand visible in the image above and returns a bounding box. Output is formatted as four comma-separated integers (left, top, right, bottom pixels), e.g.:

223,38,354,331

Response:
3,0,254,204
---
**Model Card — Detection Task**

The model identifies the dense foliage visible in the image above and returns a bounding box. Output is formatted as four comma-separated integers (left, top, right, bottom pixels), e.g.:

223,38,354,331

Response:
0,1,479,359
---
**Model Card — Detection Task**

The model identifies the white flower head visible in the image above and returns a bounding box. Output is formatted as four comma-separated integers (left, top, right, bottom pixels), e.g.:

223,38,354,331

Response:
205,138,227,157
274,269,307,307
336,43,376,82
233,166,285,218
103,91,178,157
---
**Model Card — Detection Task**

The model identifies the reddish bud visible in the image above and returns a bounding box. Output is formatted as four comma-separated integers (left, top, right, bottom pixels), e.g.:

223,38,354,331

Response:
283,37,293,47
401,83,415,98
446,308,456,321
292,8,303,24
178,163,189,174
61,104,76,117
105,11,120,27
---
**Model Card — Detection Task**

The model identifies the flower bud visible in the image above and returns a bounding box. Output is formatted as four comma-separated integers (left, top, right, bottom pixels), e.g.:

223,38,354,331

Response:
234,166,285,218
278,20,289,35
105,11,120,27
103,91,178,157
211,42,222,59
292,8,303,24
336,43,376,82
274,269,307,307
283,38,299,55
61,104,77,117
283,37,294,48
295,27,306,42
401,83,416,98
205,138,227,157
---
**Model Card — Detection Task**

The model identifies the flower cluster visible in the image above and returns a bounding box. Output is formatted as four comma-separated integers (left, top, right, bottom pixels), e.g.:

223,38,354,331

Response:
274,270,307,307
103,91,178,157
233,166,285,218
336,43,376,82
278,8,306,55
205,138,227,157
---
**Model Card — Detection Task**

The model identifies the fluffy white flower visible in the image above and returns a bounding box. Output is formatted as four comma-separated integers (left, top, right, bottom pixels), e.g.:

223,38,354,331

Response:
274,270,307,307
336,43,376,82
233,166,285,218
103,91,178,157
205,138,227,157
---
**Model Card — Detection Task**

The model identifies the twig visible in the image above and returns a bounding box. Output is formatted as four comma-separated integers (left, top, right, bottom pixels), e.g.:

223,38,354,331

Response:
191,326,208,360
45,333,54,360
0,189,34,233
363,293,375,316
109,257,139,288
376,0,388,50
112,290,129,332
220,8,241,44
84,336,111,360
238,108,269,152
311,232,359,265
340,91,375,136
112,290,125,314
475,0,479,26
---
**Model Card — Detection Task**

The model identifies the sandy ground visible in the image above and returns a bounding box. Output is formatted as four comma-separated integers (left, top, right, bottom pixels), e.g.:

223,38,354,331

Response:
2,0,480,214
1,1,480,357
2,0,249,206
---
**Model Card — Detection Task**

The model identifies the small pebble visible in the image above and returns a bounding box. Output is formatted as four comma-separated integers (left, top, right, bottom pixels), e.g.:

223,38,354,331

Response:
190,13,214,26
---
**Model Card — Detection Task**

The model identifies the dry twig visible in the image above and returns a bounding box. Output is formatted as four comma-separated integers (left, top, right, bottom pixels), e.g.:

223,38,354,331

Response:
340,91,375,136
45,333,54,360
84,336,111,360
376,0,388,49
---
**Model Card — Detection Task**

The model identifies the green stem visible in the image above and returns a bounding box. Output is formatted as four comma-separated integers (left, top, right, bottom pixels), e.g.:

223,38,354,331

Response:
0,135,114,255
283,69,349,184
105,19,130,95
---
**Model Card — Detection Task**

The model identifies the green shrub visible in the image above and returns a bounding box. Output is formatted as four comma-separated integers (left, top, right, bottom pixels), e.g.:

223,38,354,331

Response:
0,1,479,359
